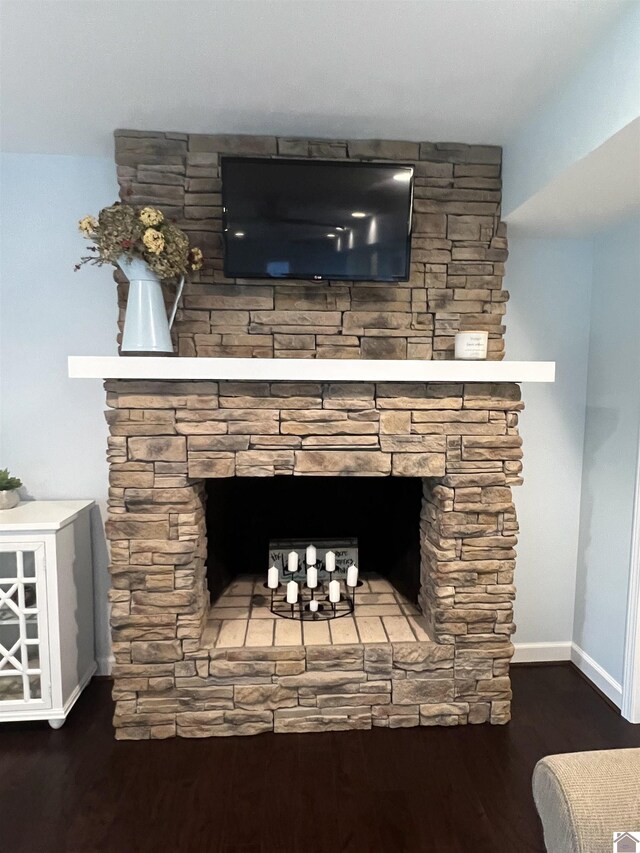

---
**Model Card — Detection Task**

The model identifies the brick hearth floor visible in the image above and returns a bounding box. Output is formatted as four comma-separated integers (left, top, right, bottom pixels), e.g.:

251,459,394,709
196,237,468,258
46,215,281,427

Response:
202,574,432,649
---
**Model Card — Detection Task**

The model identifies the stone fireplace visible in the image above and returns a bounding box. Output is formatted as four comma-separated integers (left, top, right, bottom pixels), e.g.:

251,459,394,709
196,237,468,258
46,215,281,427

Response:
106,378,521,738
101,131,526,739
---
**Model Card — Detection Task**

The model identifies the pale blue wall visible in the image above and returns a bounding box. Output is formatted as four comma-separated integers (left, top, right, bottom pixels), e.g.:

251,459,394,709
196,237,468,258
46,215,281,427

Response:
0,153,118,670
573,215,640,684
1,156,636,682
503,3,640,217
1,154,596,672
505,237,592,648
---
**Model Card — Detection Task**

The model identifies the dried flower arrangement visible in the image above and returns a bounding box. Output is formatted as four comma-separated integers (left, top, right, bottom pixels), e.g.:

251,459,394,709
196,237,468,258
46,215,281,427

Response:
76,203,203,281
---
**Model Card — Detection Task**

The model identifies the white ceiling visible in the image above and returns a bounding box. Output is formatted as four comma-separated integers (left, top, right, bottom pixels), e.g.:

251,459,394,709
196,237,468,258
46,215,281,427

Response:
505,118,640,235
0,0,629,157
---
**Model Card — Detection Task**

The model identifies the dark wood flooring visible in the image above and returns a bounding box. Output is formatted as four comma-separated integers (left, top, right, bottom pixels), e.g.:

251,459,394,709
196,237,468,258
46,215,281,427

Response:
2,664,640,853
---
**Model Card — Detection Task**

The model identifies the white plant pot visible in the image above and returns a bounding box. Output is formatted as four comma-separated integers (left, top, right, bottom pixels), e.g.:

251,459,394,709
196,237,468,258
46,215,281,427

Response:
0,490,20,510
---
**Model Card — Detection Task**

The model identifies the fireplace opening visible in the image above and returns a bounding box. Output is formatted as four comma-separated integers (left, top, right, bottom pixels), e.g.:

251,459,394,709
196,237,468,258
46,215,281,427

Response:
205,476,423,606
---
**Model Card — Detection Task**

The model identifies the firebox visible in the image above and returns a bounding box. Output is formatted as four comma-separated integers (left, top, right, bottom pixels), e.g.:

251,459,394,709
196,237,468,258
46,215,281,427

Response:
205,476,423,605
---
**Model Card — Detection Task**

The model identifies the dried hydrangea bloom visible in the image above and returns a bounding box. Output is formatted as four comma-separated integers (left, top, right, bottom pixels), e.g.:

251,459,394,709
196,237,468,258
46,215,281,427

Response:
139,207,164,227
147,223,189,279
142,228,165,254
78,215,98,237
97,204,144,263
189,247,204,270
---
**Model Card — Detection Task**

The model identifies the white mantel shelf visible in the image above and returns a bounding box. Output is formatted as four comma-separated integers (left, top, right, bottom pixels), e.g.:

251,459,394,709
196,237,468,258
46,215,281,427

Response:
68,356,555,383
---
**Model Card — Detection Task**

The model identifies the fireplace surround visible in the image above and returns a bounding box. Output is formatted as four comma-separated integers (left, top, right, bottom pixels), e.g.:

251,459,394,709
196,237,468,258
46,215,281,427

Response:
92,130,537,738
105,378,521,738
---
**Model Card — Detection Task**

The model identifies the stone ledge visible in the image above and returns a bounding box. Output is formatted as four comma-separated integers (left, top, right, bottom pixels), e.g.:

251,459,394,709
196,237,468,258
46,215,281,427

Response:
112,636,511,738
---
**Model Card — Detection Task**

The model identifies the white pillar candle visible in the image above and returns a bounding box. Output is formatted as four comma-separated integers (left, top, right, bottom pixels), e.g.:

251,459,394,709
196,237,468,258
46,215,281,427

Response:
329,579,341,603
346,564,359,588
306,544,317,566
309,599,319,613
325,550,336,573
286,580,299,604
306,566,318,589
267,565,279,589
287,551,299,573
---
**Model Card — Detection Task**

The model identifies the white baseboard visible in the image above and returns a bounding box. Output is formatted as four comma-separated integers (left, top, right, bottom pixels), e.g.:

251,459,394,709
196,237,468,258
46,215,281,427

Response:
96,654,114,676
570,643,623,708
512,641,572,663
513,641,622,708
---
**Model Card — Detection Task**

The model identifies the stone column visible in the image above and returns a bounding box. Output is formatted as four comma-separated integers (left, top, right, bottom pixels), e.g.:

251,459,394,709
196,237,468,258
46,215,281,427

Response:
418,382,523,723
104,382,211,738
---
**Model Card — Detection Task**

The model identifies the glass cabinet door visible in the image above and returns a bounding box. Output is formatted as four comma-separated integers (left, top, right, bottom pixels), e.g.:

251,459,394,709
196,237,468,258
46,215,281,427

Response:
0,543,49,707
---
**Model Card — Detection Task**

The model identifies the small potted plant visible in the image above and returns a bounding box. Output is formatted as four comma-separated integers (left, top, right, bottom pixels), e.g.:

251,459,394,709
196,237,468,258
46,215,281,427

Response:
0,469,22,510
75,203,204,356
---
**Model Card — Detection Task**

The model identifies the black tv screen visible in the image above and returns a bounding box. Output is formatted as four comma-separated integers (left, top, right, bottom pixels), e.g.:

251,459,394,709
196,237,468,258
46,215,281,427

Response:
221,157,413,281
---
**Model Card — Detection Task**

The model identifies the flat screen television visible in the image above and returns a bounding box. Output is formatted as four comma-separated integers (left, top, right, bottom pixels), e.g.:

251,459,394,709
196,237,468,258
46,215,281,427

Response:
221,157,413,282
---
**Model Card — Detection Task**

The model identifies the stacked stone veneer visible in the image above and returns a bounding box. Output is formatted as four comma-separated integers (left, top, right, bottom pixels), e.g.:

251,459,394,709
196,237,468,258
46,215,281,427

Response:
106,379,522,738
114,131,508,361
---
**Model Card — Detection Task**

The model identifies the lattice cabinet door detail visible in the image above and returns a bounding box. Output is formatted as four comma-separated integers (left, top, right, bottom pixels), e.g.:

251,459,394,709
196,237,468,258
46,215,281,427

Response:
0,543,50,709
0,501,95,728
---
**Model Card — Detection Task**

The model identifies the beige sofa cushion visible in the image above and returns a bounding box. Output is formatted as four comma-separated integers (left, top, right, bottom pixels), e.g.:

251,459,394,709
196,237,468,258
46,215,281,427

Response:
533,748,640,853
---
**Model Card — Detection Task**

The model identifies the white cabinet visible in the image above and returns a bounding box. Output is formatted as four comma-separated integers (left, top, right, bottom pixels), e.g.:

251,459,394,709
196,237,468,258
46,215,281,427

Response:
0,501,95,727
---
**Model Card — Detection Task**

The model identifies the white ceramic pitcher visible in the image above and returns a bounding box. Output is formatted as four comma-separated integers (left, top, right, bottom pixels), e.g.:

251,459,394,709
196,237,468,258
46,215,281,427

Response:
118,256,184,356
